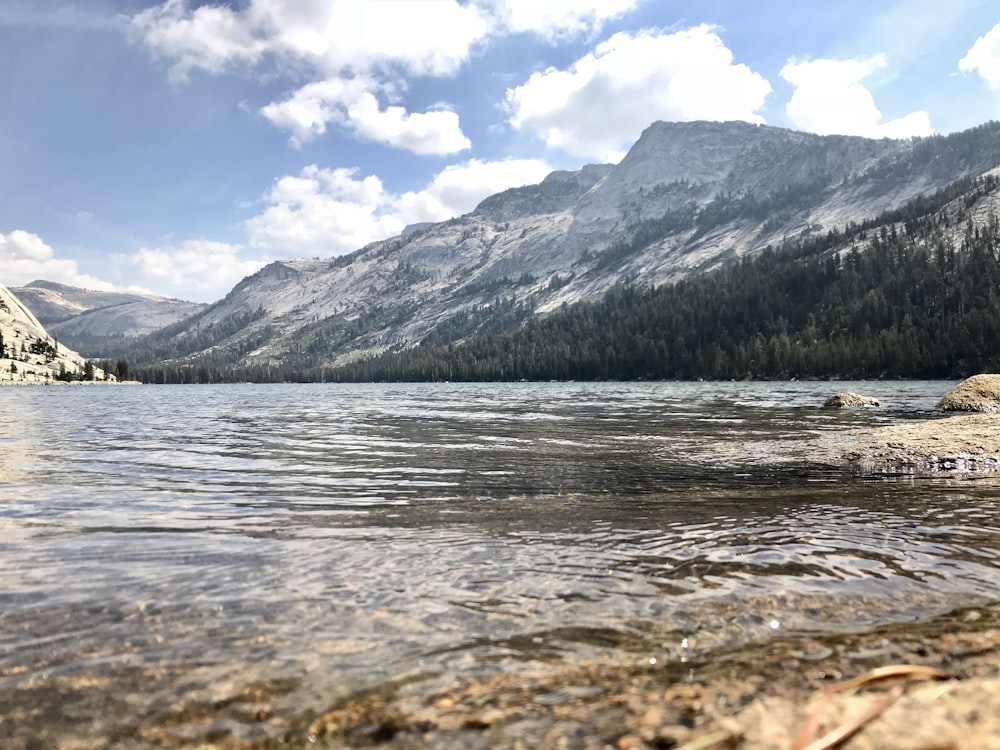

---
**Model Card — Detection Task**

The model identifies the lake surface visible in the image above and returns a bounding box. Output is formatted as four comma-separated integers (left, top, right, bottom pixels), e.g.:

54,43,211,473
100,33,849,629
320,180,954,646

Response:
1,381,998,746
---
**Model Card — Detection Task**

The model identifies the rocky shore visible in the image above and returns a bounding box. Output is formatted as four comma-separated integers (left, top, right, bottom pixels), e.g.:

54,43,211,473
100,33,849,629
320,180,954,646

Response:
28,604,990,750
841,375,1000,473
844,412,1000,472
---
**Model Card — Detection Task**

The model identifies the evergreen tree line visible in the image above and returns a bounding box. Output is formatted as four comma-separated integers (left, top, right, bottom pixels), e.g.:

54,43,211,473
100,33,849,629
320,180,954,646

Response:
75,307,269,363
77,307,271,383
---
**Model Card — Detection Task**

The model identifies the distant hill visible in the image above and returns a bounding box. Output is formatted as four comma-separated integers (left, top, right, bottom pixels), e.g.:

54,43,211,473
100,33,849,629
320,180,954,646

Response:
12,280,206,344
0,283,112,384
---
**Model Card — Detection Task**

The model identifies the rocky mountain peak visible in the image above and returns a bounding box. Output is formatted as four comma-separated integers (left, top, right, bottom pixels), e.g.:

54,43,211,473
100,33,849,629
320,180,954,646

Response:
472,163,614,222
586,120,899,209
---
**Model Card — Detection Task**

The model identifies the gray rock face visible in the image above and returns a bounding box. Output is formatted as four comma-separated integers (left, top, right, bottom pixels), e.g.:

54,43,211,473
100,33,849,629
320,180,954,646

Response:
938,374,1000,412
0,284,111,383
471,165,613,223
12,280,206,339
115,120,1000,367
824,392,881,408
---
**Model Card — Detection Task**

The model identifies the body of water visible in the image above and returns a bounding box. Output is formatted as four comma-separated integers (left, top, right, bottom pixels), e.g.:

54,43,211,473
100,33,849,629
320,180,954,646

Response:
1,381,998,746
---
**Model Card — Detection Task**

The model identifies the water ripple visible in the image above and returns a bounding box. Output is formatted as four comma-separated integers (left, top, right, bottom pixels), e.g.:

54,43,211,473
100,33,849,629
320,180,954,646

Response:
0,381,998,745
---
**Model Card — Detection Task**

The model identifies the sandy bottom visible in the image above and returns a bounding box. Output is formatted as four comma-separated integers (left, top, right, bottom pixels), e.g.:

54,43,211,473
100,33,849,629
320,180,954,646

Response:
129,607,1000,750
294,605,1000,749
8,605,992,749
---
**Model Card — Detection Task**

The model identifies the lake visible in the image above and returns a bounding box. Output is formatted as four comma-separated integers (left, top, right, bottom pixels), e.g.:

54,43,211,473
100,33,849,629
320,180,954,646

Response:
1,381,998,747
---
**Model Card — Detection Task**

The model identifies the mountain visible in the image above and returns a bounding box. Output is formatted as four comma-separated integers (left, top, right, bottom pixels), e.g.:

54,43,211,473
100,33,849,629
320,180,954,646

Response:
0,284,113,384
12,280,207,343
109,120,1000,375
332,169,1000,382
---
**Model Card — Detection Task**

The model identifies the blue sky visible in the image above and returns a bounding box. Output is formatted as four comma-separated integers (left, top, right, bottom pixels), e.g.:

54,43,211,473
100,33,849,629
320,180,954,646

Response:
3,0,1000,302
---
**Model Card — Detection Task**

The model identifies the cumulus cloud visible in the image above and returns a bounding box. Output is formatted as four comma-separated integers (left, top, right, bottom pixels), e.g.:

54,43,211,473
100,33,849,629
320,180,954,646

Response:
959,22,1000,90
246,158,552,255
130,0,268,84
489,0,639,40
261,77,471,152
130,0,650,153
251,0,491,78
130,0,488,153
780,56,933,138
504,25,772,162
246,166,404,256
395,157,552,224
130,0,637,82
0,230,117,290
124,240,265,301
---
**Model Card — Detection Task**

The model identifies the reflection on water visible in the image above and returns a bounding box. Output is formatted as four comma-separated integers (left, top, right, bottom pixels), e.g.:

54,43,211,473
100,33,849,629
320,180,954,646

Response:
0,381,998,745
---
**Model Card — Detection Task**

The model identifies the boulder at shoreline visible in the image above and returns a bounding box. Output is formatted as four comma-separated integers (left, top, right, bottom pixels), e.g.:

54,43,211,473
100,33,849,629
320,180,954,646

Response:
837,377,1000,471
937,373,1000,412
823,392,880,408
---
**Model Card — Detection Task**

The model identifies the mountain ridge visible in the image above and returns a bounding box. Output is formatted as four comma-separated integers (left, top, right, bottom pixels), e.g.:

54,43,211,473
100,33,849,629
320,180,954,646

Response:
74,119,1000,375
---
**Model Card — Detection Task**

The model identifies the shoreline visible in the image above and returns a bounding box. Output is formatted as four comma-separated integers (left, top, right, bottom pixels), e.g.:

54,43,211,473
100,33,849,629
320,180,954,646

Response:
0,379,141,386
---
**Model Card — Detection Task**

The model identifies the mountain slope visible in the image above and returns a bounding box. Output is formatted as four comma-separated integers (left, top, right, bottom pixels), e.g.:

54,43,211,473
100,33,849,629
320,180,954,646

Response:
1,284,112,383
113,120,1000,373
326,170,1000,382
12,280,207,341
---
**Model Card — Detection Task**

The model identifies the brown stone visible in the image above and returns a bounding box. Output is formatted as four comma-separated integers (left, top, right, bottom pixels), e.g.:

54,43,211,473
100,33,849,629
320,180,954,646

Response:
937,374,1000,412
823,392,880,408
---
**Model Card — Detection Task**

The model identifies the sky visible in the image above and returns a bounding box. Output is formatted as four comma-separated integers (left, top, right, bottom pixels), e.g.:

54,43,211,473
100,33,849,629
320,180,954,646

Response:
3,0,1000,303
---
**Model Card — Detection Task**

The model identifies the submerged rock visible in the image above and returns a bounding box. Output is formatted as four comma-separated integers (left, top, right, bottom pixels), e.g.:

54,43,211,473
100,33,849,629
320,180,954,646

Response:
823,392,880,408
938,373,1000,412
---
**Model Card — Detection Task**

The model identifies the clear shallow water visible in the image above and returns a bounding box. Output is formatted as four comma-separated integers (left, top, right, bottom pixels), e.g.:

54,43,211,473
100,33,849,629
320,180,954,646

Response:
0,381,998,745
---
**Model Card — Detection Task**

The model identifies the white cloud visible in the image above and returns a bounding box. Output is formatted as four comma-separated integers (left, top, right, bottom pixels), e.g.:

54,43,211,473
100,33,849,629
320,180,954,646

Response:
0,230,117,290
251,0,491,78
260,78,368,146
489,0,639,40
246,166,404,256
261,77,471,153
395,158,552,224
130,0,268,84
125,240,265,301
131,0,637,83
780,56,933,138
131,0,486,153
246,158,552,255
504,25,772,162
959,22,1000,90
130,0,650,153
344,95,469,156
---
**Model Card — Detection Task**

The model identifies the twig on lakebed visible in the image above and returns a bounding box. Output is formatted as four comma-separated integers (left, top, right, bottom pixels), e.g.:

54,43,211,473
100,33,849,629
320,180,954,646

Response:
791,664,953,750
